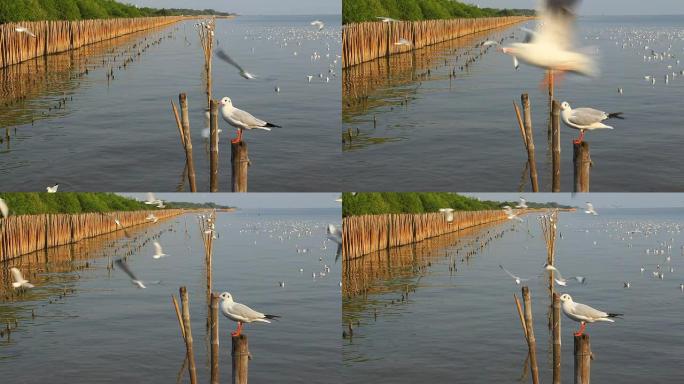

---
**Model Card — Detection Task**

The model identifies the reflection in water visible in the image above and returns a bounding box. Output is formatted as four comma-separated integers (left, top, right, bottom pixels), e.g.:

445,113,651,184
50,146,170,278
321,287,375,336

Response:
342,28,515,149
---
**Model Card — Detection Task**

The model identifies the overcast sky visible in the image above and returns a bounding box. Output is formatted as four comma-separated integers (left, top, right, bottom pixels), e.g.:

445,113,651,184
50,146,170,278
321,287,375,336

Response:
466,193,684,209
470,0,684,15
125,0,339,15
121,193,340,209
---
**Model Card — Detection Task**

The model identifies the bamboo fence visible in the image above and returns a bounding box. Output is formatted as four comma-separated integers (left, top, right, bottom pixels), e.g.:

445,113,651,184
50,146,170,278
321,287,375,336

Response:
0,209,183,262
342,210,527,260
342,16,532,68
0,16,186,68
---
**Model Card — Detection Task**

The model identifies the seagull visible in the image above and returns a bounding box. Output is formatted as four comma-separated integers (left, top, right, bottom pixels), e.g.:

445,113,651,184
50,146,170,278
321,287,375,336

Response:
10,268,34,289
327,224,342,244
503,206,524,222
310,20,325,30
145,213,158,223
115,259,155,288
560,294,622,336
219,97,282,144
219,292,280,336
394,38,412,47
307,75,313,82
376,17,398,23
439,208,455,223
585,202,598,215
15,27,36,38
144,193,163,206
515,197,528,209
486,0,596,86
46,184,59,193
624,282,631,288
0,197,8,218
544,264,587,286
152,241,167,259
560,101,623,144
499,264,530,285
215,49,256,80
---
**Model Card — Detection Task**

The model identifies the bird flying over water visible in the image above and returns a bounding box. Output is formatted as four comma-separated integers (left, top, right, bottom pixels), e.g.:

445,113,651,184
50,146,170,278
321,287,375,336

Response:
515,197,528,209
544,264,586,286
310,20,325,30
560,293,621,336
10,267,34,289
585,202,598,216
219,292,280,336
499,264,530,285
219,97,281,144
503,206,524,222
215,48,257,80
560,101,623,144
152,241,167,259
115,259,157,288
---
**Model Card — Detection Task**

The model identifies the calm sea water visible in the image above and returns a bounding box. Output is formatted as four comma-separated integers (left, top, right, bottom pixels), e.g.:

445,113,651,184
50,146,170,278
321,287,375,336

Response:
0,208,341,383
343,208,684,383
0,15,342,191
341,16,684,192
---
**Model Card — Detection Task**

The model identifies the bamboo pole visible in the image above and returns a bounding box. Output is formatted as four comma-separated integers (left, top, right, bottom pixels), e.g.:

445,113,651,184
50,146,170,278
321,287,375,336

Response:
179,93,197,192
521,94,539,192
553,292,562,384
209,99,220,192
180,286,198,384
522,286,540,384
231,142,249,192
172,295,186,341
551,100,561,192
210,293,220,384
574,334,591,384
232,334,249,384
573,142,591,193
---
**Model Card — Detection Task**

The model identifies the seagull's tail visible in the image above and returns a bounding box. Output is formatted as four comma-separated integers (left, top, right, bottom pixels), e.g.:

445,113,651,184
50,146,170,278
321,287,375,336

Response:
607,313,623,318
12,282,21,288
23,283,35,288
264,122,282,128
264,314,281,320
607,112,624,120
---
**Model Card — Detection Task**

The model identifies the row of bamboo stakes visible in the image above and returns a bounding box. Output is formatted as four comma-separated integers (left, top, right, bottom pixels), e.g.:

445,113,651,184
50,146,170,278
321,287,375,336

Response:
342,209,536,260
0,209,183,262
0,17,187,69
342,16,532,68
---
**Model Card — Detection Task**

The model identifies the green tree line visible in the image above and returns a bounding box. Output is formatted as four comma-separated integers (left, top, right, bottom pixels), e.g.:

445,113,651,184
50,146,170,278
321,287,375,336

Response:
342,0,534,24
0,0,233,23
0,192,152,215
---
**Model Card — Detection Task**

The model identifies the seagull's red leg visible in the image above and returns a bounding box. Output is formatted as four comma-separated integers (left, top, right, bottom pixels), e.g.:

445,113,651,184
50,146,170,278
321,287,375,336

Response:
573,130,585,145
231,129,242,144
574,322,586,336
231,322,241,336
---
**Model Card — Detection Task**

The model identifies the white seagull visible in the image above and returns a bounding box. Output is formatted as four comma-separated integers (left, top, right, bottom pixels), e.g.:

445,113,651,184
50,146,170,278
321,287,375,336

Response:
310,20,325,30
152,241,167,259
327,224,342,244
10,268,34,289
376,17,398,23
515,197,528,209
215,48,257,80
219,292,280,336
544,264,586,286
486,0,596,85
144,193,163,206
560,101,623,143
46,184,59,193
439,208,455,223
499,264,530,285
394,38,412,47
503,206,524,222
15,27,36,38
219,97,282,144
560,293,622,336
115,259,156,288
0,197,8,218
585,202,598,215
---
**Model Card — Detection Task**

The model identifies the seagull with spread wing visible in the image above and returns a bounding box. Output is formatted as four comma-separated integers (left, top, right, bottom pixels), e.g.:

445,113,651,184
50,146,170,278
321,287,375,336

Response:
215,48,256,80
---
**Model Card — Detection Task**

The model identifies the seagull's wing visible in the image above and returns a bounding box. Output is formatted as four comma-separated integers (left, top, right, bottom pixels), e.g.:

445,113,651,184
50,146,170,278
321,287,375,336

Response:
499,264,520,279
231,302,266,320
0,198,8,218
335,244,342,263
10,268,25,283
569,109,607,126
115,259,139,281
572,301,608,319
231,108,268,128
535,0,582,50
215,48,248,73
586,202,594,210
154,241,163,255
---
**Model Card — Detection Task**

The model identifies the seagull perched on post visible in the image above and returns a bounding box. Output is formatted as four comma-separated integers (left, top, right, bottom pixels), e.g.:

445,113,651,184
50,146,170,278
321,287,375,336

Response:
10,268,34,289
219,292,280,336
560,294,621,336
560,101,623,144
219,97,282,144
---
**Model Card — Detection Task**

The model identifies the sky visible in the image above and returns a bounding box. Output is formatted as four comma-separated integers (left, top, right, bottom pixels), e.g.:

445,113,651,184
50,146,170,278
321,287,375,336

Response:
465,193,684,209
121,193,340,209
125,0,340,15
470,0,684,15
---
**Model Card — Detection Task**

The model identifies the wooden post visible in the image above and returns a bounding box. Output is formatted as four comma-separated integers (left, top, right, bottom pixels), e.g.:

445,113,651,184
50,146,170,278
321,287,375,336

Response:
574,334,591,384
232,334,249,384
180,286,198,384
180,93,197,192
553,293,562,384
522,94,539,192
210,293,220,384
551,100,561,192
231,142,249,192
573,142,591,192
522,286,540,384
209,99,220,192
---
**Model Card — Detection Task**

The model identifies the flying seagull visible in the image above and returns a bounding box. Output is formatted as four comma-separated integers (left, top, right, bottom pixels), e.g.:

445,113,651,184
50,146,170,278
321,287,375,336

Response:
310,20,325,30
219,97,282,144
15,27,36,38
10,267,34,289
152,241,167,259
215,48,256,80
560,293,622,336
499,264,530,285
145,213,158,223
376,17,398,23
439,208,455,223
394,38,412,47
503,206,524,222
560,101,623,143
585,202,598,215
115,259,156,288
515,197,528,209
219,292,280,336
0,197,8,218
327,224,342,245
544,264,586,286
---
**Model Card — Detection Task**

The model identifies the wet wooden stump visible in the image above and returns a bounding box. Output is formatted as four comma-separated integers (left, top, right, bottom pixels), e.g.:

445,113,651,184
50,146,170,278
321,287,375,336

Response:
573,142,591,192
574,334,591,384
231,141,249,192
232,334,249,384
